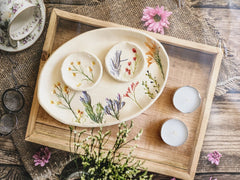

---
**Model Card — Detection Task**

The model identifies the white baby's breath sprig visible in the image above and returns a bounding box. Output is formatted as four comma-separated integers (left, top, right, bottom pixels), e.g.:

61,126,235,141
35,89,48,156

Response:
68,121,152,179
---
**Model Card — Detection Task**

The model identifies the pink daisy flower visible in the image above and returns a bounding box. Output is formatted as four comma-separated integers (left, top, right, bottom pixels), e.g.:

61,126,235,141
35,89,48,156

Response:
207,151,222,165
33,147,51,167
141,5,172,34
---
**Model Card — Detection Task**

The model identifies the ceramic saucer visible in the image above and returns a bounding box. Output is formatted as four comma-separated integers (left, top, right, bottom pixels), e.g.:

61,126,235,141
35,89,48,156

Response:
0,0,46,52
61,52,103,91
105,41,145,82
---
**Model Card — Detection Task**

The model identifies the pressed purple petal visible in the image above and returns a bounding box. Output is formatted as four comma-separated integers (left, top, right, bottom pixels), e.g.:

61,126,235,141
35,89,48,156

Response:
104,106,111,115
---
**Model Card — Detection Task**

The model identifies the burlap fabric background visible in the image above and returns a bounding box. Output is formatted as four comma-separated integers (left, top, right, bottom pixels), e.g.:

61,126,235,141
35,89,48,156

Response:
0,0,239,179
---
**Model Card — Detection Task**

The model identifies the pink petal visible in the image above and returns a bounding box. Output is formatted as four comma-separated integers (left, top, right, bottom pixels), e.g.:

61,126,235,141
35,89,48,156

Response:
148,22,155,29
40,161,45,167
147,19,155,24
153,23,159,32
34,162,40,166
32,154,39,159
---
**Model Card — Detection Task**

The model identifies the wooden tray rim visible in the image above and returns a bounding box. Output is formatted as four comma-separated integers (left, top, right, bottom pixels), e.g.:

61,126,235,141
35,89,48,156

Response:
25,8,223,180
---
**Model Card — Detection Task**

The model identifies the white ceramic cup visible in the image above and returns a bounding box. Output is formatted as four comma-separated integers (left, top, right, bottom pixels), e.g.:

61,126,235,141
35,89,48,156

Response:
0,0,41,40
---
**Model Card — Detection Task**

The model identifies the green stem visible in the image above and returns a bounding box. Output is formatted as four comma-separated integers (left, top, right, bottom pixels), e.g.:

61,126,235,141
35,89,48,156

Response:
72,65,94,82
133,92,142,109
62,94,78,119
56,85,78,119
133,53,140,75
154,52,165,80
81,70,94,82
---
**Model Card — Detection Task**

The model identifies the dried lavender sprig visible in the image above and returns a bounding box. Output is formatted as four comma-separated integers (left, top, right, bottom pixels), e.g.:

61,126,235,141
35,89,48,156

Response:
80,91,104,123
104,94,125,120
109,50,128,77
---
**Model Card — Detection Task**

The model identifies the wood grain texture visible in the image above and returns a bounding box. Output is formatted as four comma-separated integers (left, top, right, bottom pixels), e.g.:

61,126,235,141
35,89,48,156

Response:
25,9,223,180
197,93,240,173
1,3,240,180
44,0,104,5
189,0,240,9
152,173,240,180
0,137,21,165
192,8,240,67
0,165,31,180
53,8,220,54
190,7,240,173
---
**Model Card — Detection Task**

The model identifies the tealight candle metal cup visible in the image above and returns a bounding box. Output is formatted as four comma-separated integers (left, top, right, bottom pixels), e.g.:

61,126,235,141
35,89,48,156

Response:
160,119,188,147
173,86,201,113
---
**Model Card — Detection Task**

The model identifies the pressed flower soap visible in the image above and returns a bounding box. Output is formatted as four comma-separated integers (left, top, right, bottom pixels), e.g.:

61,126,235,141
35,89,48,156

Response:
105,41,145,82
161,119,188,147
61,51,103,91
173,86,201,113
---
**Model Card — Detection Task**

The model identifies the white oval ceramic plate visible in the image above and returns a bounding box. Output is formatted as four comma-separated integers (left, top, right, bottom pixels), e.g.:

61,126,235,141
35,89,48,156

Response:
38,28,169,127
0,0,45,52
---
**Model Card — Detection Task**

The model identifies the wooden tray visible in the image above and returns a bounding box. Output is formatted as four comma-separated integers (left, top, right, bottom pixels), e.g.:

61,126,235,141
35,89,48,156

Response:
25,9,223,180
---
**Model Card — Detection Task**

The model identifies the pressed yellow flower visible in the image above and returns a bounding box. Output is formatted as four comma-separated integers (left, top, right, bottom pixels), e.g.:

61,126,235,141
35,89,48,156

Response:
92,61,96,65
68,67,71,71
77,61,81,65
54,82,61,88
64,85,69,94
70,62,74,65
72,72,76,77
50,100,54,104
77,83,81,87
57,101,62,105
89,67,93,72
52,89,56,94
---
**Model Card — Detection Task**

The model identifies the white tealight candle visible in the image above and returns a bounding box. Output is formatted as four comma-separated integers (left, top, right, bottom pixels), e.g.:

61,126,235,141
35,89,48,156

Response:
173,86,201,113
161,119,188,147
